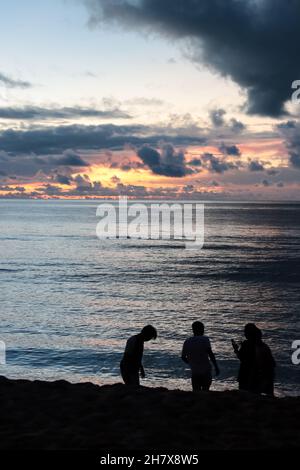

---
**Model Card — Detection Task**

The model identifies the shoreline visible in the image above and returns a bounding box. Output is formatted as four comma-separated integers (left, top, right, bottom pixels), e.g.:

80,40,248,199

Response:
0,375,299,450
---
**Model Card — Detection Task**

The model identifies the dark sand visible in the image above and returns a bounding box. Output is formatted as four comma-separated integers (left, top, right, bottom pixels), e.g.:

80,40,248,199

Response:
0,376,299,450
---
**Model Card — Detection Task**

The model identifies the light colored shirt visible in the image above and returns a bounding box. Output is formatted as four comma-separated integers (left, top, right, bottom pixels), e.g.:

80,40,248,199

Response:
182,335,212,375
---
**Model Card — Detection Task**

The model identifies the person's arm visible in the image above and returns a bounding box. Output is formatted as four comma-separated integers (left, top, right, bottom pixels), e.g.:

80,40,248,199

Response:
208,347,220,376
265,344,276,368
232,339,243,360
231,339,239,355
181,341,188,364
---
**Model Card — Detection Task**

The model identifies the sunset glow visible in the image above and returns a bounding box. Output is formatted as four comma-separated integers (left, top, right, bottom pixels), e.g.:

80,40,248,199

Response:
0,0,299,200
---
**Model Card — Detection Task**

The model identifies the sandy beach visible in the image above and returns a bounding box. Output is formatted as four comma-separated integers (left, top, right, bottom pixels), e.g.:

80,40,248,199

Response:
0,375,299,450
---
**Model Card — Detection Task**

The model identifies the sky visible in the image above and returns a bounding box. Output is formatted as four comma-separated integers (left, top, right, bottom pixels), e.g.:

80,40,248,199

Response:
0,0,300,200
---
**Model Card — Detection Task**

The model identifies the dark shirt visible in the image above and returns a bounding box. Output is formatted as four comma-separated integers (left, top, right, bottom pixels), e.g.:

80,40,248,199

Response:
237,339,275,393
121,334,144,371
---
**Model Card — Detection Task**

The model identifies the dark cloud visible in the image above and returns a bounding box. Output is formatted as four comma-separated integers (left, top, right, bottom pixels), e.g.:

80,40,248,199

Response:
210,110,245,134
53,150,89,167
74,174,96,192
37,184,63,197
277,120,296,130
202,153,239,174
137,143,194,177
0,149,89,177
229,118,246,134
0,72,32,89
0,105,130,120
0,185,25,192
113,160,145,172
85,0,300,116
111,175,121,184
0,123,205,155
120,164,132,172
219,143,241,157
115,182,149,197
72,176,149,198
210,109,226,128
54,174,72,185
0,184,26,193
278,121,300,170
182,184,194,193
189,158,202,167
290,153,300,168
53,174,150,198
249,160,265,172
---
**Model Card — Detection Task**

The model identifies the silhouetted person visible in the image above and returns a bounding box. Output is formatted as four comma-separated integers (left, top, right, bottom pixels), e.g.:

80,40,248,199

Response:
120,325,157,386
182,321,220,391
232,323,276,396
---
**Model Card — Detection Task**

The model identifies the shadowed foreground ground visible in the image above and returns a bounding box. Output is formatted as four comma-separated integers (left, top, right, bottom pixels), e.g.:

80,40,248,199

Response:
0,376,299,450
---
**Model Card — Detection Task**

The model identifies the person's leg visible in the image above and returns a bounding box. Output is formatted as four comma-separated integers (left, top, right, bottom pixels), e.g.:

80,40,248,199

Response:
120,361,129,384
120,362,140,386
191,375,202,391
128,371,140,386
201,373,212,391
261,375,275,397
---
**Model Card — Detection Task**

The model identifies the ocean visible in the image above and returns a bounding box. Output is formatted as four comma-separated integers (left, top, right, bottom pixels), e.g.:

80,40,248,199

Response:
0,199,299,396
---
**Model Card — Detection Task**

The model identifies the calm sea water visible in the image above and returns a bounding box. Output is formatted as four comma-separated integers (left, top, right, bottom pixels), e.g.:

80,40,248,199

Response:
0,200,299,396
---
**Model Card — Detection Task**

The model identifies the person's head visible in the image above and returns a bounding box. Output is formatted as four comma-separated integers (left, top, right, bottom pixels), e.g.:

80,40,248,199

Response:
141,325,157,342
192,321,205,336
244,323,261,341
